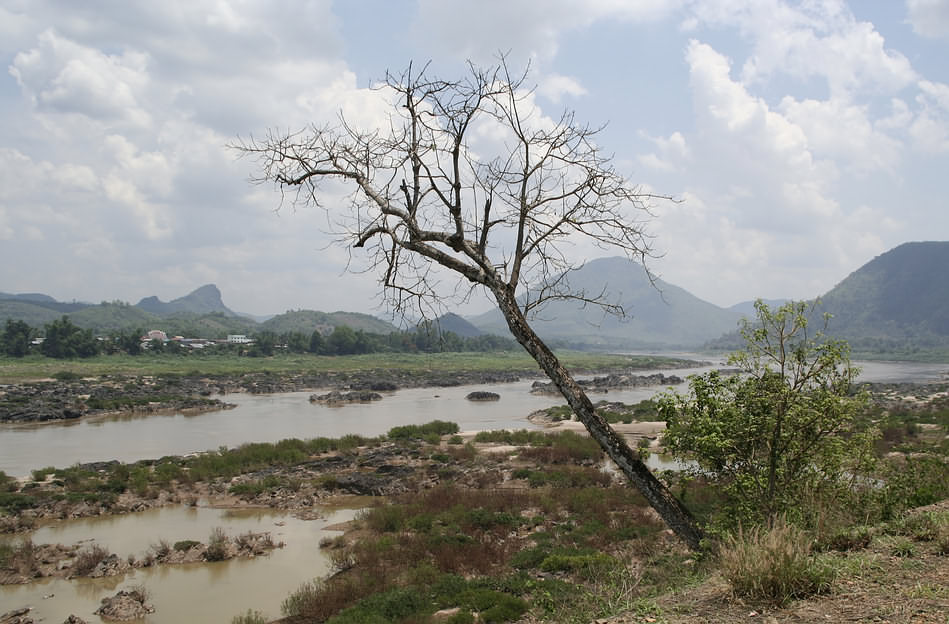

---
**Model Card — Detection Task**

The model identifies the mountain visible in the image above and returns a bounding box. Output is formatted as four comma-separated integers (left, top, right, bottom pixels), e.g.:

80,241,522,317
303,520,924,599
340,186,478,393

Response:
260,309,399,335
434,313,483,338
0,292,57,303
0,299,65,326
469,257,744,349
136,284,237,317
0,291,90,313
812,241,949,353
729,298,790,318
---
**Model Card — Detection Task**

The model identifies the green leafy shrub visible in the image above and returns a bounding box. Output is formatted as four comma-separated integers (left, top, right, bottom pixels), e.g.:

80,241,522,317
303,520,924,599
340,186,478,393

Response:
174,540,200,551
387,420,459,441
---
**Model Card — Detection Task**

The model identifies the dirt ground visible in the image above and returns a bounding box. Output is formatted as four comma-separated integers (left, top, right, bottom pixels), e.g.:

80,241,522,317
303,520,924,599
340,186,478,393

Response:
601,501,949,624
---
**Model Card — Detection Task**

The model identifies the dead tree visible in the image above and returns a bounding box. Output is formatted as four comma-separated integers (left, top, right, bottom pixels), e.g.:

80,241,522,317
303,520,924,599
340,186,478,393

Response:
234,60,704,550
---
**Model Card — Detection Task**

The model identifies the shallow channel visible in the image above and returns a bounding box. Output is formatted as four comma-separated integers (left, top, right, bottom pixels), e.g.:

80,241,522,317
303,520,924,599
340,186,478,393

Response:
0,504,358,622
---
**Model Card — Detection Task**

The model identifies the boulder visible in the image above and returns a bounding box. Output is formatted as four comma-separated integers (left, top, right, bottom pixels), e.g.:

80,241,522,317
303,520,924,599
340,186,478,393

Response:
95,588,154,621
466,391,500,401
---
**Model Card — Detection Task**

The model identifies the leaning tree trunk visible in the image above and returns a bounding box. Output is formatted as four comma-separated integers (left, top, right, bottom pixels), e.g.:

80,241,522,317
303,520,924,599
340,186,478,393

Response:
493,286,704,551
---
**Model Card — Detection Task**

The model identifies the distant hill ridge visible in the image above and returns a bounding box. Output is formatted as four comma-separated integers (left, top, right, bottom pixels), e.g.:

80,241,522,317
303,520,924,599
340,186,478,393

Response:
136,284,237,317
468,257,744,349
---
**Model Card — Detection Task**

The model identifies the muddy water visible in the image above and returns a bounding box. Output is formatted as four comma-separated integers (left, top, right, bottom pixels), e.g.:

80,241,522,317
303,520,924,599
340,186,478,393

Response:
0,362,724,478
0,504,358,622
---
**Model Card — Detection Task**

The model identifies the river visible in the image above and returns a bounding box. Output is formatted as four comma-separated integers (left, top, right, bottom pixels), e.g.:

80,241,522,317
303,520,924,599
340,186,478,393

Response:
0,361,726,478
1,505,357,622
1,357,945,621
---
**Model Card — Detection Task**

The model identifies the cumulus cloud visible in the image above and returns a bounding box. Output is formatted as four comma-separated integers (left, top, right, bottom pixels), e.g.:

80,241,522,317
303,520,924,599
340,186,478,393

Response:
689,0,916,96
906,0,949,38
10,29,151,126
637,131,690,172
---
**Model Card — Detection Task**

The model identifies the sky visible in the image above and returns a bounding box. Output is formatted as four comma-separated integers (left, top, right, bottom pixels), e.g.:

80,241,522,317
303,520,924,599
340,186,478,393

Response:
1,0,948,319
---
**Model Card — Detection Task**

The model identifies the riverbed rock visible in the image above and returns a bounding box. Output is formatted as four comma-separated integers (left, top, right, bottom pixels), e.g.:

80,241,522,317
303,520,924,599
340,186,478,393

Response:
466,391,500,401
88,554,131,578
63,616,87,624
309,390,383,405
0,607,33,624
530,373,682,394
94,588,154,621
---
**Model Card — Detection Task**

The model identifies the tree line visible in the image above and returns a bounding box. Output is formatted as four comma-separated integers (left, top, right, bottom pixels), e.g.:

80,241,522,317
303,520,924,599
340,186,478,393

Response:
0,316,515,359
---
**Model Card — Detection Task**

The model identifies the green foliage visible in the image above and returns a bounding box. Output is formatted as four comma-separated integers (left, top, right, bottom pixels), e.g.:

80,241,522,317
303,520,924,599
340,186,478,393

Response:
0,470,16,492
660,300,876,527
387,420,459,440
174,539,201,551
41,316,100,358
1,319,33,357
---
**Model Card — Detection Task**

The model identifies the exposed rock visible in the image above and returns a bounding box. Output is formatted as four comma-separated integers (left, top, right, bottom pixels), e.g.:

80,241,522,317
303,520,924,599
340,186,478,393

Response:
95,588,155,621
63,616,87,624
530,373,682,394
309,390,383,405
466,391,500,401
88,554,131,578
0,607,33,624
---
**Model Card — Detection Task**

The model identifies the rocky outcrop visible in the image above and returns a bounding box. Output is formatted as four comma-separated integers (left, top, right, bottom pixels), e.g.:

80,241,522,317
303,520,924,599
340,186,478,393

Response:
309,390,383,405
530,373,683,394
95,588,154,621
466,391,500,401
0,379,232,424
0,607,33,624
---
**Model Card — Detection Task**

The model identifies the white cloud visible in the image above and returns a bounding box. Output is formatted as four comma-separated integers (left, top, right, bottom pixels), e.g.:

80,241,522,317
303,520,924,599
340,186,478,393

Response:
637,131,690,172
537,73,588,103
778,96,902,173
689,0,917,97
906,0,949,38
10,29,152,126
909,80,949,152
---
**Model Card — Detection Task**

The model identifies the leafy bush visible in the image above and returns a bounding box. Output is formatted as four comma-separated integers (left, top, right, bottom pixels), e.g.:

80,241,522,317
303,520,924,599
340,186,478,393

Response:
719,519,834,605
174,540,200,552
387,420,459,441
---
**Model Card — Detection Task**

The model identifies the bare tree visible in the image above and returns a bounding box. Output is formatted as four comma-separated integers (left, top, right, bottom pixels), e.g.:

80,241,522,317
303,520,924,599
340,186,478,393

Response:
234,59,704,550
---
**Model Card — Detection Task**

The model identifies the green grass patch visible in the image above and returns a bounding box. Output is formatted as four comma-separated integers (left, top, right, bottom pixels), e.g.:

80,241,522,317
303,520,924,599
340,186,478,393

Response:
0,351,688,382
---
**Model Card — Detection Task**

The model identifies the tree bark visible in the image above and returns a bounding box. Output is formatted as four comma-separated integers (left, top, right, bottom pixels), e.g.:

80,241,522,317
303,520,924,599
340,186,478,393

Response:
492,285,705,551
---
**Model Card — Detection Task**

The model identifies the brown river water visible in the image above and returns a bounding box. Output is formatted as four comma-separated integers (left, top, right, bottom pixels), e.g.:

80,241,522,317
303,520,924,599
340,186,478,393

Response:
1,358,945,621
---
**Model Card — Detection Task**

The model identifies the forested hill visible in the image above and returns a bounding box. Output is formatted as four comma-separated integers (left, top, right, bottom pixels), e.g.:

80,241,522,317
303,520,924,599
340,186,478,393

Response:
469,256,744,349
260,309,398,335
0,286,396,339
812,241,949,354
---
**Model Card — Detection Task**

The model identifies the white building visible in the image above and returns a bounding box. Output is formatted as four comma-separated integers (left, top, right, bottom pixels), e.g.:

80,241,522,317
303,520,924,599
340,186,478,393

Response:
227,334,252,344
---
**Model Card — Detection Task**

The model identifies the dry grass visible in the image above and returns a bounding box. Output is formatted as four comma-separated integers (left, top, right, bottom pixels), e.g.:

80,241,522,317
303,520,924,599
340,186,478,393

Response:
718,519,834,605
